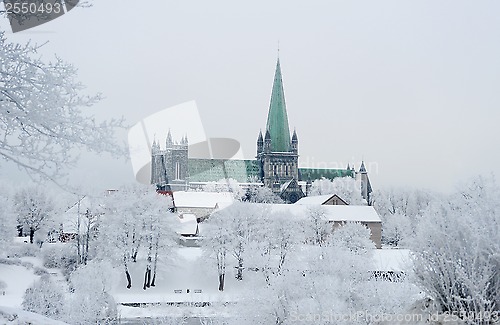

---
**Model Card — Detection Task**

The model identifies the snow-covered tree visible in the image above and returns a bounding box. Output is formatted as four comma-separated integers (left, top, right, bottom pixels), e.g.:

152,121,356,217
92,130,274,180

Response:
297,222,375,324
0,30,124,182
203,209,232,291
75,201,103,266
202,178,245,199
14,186,54,244
372,187,437,246
412,176,500,322
243,186,283,204
66,260,118,324
310,177,365,205
22,275,65,320
0,193,15,253
382,212,413,247
219,202,258,281
304,205,330,246
329,221,375,253
372,187,436,219
248,206,302,283
98,184,174,289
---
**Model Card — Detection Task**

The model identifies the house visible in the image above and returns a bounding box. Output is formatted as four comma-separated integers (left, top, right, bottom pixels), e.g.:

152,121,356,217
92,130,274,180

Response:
171,191,234,221
295,193,349,206
218,203,382,248
294,193,381,247
321,205,382,248
175,213,201,247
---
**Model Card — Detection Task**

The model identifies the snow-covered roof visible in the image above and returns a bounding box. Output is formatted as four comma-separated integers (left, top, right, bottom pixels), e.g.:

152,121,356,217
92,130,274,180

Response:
214,201,234,211
280,179,292,193
295,194,335,205
371,249,412,272
172,191,234,209
259,204,381,223
321,205,381,222
176,213,198,235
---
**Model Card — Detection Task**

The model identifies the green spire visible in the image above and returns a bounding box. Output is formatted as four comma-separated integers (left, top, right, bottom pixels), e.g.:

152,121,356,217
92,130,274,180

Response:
266,58,291,152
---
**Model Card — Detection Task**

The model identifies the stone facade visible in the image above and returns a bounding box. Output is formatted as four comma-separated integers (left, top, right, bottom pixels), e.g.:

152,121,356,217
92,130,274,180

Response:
150,57,372,204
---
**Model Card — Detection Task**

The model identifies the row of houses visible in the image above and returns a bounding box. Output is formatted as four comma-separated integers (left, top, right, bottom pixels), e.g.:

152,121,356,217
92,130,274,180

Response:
54,190,411,282
172,191,382,248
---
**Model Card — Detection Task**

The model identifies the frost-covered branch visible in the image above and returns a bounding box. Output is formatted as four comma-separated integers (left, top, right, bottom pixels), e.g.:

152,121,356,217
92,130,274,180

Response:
0,30,126,184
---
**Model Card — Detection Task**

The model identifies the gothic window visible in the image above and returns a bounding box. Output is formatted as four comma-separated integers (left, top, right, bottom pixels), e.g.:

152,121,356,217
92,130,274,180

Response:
175,161,180,180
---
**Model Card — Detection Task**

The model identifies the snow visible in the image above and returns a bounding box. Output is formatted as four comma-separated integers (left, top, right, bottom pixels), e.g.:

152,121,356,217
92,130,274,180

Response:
321,205,381,222
0,255,65,309
0,306,69,325
111,247,243,306
258,203,382,222
294,194,335,205
0,263,39,308
172,191,234,208
176,214,199,235
372,249,412,272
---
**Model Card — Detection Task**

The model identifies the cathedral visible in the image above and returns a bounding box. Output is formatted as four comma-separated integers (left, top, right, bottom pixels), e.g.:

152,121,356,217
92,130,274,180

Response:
151,58,372,204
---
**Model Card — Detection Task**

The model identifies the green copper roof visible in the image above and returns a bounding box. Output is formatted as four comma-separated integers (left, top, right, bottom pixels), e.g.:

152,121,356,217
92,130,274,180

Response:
188,159,260,183
266,58,291,152
298,168,355,181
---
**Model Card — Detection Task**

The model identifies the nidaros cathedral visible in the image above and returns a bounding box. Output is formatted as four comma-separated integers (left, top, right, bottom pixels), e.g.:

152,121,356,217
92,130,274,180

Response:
151,58,372,204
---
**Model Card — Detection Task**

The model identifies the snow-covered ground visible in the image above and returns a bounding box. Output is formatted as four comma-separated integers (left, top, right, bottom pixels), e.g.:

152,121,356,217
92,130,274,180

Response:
0,261,40,309
112,247,245,305
0,242,419,323
0,253,69,324
0,306,69,325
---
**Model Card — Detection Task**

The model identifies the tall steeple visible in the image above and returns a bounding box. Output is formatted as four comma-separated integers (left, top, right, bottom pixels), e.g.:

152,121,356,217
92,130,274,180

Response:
265,57,291,152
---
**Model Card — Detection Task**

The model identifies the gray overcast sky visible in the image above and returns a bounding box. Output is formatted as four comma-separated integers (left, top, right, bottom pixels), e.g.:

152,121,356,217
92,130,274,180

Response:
1,0,500,193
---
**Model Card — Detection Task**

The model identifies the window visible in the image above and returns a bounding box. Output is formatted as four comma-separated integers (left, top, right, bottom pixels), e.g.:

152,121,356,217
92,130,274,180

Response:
175,162,180,180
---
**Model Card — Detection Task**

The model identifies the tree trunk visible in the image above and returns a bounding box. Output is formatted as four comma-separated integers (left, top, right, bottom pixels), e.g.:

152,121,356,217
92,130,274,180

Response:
76,204,81,264
124,256,132,289
125,270,132,289
29,227,34,244
218,273,225,291
151,236,159,287
143,266,151,290
236,258,243,281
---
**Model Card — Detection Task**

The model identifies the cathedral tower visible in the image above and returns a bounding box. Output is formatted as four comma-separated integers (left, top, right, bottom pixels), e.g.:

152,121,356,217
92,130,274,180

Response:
257,58,303,203
150,130,189,192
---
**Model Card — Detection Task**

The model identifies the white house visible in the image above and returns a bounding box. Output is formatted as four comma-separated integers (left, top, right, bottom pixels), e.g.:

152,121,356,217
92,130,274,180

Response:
171,191,234,220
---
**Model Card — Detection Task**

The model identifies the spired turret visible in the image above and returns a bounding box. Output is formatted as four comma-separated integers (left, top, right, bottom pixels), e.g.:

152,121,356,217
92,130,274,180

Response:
166,129,173,148
358,161,372,205
291,128,298,153
264,129,272,153
257,130,264,155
